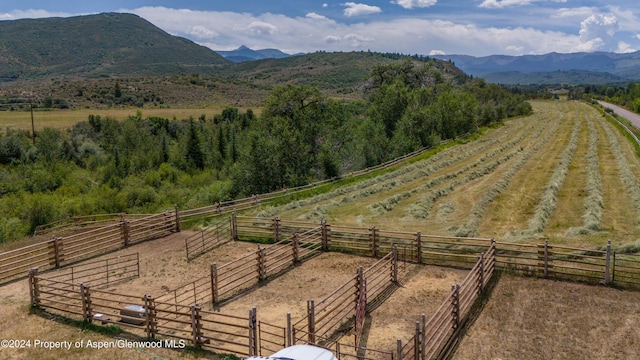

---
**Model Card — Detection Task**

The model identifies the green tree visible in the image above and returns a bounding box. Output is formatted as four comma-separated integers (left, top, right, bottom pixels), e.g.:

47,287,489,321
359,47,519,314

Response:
186,120,205,170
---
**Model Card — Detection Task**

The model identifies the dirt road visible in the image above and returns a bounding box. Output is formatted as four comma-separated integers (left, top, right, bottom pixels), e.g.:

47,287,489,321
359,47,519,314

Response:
598,100,640,128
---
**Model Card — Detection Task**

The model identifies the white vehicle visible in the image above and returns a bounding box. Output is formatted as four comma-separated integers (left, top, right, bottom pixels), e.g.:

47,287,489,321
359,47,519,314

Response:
245,344,338,360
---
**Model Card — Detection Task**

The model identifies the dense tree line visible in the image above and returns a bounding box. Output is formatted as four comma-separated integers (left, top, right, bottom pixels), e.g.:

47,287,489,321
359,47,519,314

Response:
0,58,531,243
573,83,640,113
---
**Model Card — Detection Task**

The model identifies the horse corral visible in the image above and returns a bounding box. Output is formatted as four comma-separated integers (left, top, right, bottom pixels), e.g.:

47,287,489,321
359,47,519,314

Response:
22,216,496,359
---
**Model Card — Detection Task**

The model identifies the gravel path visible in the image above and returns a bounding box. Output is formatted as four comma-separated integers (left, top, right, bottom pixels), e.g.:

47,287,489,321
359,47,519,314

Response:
598,100,640,128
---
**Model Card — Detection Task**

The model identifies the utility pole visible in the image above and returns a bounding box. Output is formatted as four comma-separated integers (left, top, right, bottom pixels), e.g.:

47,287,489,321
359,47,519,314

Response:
30,103,35,144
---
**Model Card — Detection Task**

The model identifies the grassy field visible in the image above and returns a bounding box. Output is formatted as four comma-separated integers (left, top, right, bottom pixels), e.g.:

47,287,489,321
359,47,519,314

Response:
452,274,640,359
0,106,261,131
250,99,640,250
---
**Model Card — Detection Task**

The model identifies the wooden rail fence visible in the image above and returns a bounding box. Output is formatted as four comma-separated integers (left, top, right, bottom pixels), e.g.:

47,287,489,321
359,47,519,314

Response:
30,269,260,357
396,243,496,360
1,211,177,284
40,253,139,288
18,215,640,359
185,217,233,260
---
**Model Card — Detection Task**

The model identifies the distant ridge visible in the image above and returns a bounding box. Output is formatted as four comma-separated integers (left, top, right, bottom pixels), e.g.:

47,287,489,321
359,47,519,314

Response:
432,51,640,84
0,12,229,81
216,45,299,63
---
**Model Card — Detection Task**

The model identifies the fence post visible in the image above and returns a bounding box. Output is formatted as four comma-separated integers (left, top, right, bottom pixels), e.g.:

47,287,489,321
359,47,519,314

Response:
612,252,616,284
416,232,422,264
538,239,549,278
308,299,316,344
414,321,421,360
478,253,485,294
274,217,280,243
211,263,219,304
80,283,92,322
232,211,238,240
191,304,203,347
258,247,267,281
420,314,426,360
174,204,181,232
121,218,130,247
357,266,364,303
397,338,403,360
286,312,292,347
28,268,39,307
451,284,460,330
293,233,299,263
604,240,611,285
48,236,63,268
144,295,157,339
248,307,258,355
321,219,330,251
392,245,399,283
371,226,378,257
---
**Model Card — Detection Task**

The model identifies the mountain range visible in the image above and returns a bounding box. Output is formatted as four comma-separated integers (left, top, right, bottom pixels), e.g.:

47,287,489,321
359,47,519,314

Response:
1,12,640,86
215,45,300,63
0,12,227,81
432,52,640,85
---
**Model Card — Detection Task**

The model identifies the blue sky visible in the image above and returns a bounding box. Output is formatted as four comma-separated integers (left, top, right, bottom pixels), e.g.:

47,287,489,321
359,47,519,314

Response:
1,1,639,56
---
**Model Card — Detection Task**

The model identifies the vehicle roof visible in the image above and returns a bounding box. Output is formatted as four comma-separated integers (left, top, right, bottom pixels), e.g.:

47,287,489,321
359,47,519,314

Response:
246,344,338,360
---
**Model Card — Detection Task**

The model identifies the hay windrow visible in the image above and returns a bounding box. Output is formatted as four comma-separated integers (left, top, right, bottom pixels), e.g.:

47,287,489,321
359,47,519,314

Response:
601,119,640,224
456,113,560,237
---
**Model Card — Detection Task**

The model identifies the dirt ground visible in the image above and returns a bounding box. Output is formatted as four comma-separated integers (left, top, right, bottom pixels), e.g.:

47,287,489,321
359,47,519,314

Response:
0,231,469,359
453,274,640,360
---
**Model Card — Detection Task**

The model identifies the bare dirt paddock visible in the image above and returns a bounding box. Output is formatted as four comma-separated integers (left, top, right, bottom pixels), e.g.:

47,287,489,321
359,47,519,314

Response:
452,274,640,360
0,231,468,359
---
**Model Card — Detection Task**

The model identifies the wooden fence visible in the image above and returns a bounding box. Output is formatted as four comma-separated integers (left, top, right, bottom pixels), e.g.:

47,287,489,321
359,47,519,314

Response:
20,214,640,359
34,213,143,236
185,217,233,260
157,226,325,310
396,243,496,360
40,253,140,288
0,211,178,285
292,248,398,349
29,270,260,356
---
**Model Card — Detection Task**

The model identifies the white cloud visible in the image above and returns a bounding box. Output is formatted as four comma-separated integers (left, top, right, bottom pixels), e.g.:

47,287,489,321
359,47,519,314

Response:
429,50,446,55
306,12,329,21
552,7,597,19
325,35,342,44
617,41,634,53
393,0,438,10
248,21,278,36
505,45,524,52
0,9,74,20
128,6,617,56
579,13,619,51
479,0,533,9
342,2,381,17
187,25,217,39
4,6,634,57
479,0,566,9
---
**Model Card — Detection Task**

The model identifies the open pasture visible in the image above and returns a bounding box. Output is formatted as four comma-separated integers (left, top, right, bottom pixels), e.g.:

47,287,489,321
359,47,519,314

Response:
260,100,640,249
0,107,260,131
452,274,640,360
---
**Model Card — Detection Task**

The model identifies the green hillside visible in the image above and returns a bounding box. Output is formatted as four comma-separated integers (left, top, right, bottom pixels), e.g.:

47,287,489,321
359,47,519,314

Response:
0,12,228,81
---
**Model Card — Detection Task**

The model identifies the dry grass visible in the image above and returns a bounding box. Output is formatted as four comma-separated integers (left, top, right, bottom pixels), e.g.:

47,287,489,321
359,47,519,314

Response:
262,100,640,249
453,274,640,360
0,107,262,131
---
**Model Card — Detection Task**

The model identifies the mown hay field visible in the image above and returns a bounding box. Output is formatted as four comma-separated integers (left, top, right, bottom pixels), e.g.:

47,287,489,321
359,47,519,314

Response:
0,107,261,131
256,100,640,250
